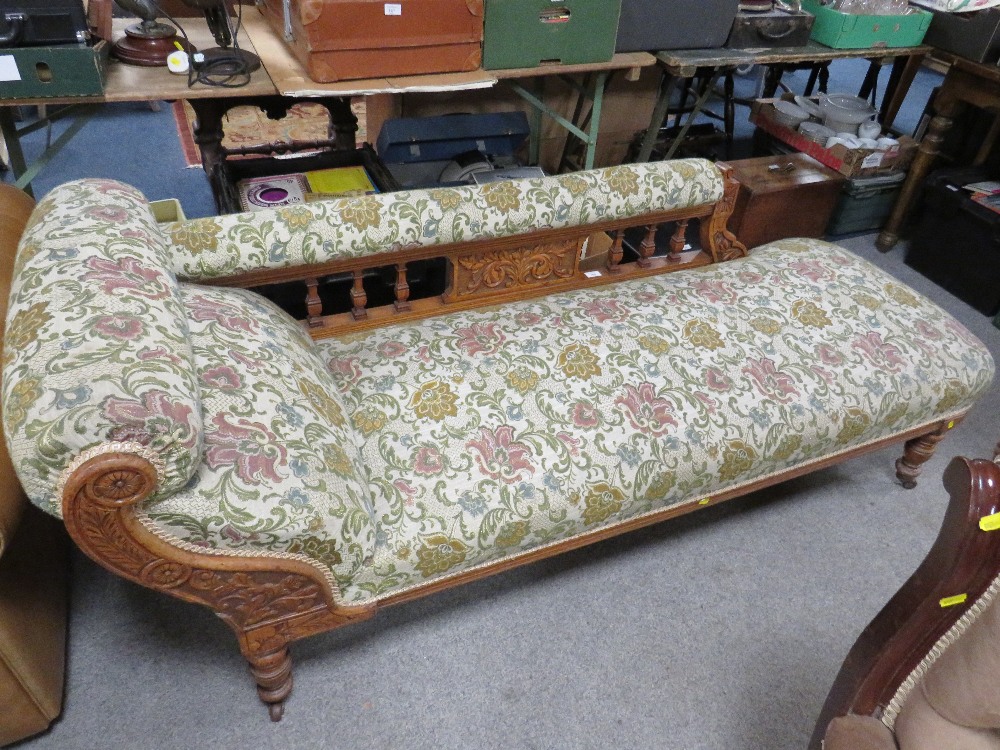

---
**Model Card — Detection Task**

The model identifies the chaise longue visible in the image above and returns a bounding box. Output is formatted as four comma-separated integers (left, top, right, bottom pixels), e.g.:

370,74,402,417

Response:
0,158,993,720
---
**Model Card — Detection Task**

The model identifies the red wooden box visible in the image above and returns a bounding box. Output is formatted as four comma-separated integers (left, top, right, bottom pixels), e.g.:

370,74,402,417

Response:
260,0,484,83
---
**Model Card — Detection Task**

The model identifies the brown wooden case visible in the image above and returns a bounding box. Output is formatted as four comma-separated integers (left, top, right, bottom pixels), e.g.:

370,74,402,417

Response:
259,0,484,83
726,152,846,250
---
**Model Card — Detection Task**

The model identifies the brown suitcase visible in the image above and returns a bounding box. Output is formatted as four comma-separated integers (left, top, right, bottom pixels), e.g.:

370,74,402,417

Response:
260,0,484,83
726,153,845,250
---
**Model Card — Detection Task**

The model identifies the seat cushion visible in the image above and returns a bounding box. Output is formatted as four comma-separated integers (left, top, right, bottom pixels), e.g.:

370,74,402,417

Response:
141,286,376,594
317,239,994,604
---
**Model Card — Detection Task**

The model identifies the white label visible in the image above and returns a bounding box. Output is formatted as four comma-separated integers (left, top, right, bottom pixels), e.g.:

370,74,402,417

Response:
0,55,21,82
385,3,402,14
584,270,602,278
861,152,883,169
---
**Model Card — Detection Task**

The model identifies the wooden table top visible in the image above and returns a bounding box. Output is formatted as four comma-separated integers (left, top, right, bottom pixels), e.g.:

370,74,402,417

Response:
657,41,932,76
1,18,278,107
241,10,656,97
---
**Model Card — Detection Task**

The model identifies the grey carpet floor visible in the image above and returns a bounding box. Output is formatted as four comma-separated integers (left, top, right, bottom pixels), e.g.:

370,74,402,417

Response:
6,60,1000,750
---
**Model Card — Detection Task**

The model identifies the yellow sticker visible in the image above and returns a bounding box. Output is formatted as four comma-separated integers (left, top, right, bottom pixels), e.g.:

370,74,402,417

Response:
939,594,968,608
980,513,1000,532
698,498,711,505
947,421,955,429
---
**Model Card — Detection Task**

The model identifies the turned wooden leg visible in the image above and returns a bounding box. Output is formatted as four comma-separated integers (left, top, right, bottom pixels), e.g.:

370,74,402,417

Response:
895,428,949,489
248,648,294,722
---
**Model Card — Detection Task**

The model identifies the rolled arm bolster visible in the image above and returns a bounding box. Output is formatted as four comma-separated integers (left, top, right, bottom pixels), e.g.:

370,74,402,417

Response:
2,179,203,516
166,158,725,282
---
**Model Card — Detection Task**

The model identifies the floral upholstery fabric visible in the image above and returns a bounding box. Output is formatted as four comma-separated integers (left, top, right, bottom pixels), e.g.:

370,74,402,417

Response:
141,285,376,589
320,238,994,604
2,179,202,514
163,159,724,282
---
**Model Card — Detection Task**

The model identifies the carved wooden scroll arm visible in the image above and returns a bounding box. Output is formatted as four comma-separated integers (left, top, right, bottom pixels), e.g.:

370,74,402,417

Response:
701,163,748,263
60,449,375,721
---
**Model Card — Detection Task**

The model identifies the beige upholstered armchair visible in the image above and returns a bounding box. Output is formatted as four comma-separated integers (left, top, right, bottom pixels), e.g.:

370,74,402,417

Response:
814,452,1000,750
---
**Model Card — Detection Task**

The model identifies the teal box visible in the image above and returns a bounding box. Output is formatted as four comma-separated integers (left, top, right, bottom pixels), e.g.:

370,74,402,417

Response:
0,40,109,99
802,0,931,49
483,0,622,70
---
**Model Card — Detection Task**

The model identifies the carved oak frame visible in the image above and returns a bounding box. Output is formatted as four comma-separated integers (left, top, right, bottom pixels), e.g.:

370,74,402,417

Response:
11,168,963,720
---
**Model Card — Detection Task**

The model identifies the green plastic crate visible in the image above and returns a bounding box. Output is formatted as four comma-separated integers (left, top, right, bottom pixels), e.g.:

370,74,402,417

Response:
802,0,931,49
483,0,622,70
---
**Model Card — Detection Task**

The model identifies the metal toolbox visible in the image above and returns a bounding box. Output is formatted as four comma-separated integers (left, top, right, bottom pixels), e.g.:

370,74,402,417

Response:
615,0,739,52
258,0,484,83
725,8,815,49
825,170,906,235
483,0,621,69
923,7,1000,63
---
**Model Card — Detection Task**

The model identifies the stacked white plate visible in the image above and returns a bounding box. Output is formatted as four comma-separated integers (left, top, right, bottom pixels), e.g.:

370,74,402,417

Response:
798,120,836,145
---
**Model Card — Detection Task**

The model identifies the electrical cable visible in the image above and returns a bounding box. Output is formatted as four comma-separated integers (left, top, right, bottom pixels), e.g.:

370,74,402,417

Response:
150,0,251,88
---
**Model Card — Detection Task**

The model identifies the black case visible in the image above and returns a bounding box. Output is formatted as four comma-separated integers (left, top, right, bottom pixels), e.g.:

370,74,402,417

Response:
615,0,739,52
725,8,815,49
905,167,1000,317
0,0,87,47
923,8,1000,64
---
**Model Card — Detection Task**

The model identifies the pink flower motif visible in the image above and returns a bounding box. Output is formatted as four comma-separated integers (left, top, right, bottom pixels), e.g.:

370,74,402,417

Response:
691,279,738,304
615,383,678,436
138,346,182,365
454,322,506,357
914,320,942,342
818,345,845,367
418,346,432,364
187,294,259,335
738,270,765,285
515,311,542,326
88,206,129,223
945,319,980,347
202,365,242,390
466,425,536,484
557,431,581,456
580,299,629,323
788,260,835,283
634,291,661,304
413,445,445,476
83,256,169,299
742,358,799,403
704,366,733,392
103,390,197,449
377,341,408,358
694,392,717,414
94,314,145,340
810,365,835,385
204,413,287,485
231,350,263,373
393,479,417,506
852,332,906,373
327,355,362,384
571,401,600,428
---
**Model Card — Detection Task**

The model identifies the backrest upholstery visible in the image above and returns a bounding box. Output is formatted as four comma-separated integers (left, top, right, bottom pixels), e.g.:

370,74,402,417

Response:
2,180,203,516
892,578,1000,749
164,159,725,281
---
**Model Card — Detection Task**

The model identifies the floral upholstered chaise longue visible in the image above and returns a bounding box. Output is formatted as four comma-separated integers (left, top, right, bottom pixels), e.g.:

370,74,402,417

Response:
1,158,993,720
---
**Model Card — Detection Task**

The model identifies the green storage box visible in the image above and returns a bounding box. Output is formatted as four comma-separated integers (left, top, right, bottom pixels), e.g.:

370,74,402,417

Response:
483,0,622,69
826,170,905,235
801,0,931,49
0,40,109,99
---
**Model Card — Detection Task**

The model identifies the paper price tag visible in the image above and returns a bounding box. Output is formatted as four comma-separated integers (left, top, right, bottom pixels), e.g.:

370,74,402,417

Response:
980,512,1000,532
583,270,602,278
861,152,883,170
0,55,21,82
939,594,968,608
385,3,402,15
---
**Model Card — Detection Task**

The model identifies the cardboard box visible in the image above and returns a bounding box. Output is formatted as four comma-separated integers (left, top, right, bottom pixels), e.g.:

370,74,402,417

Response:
750,97,917,178
0,40,109,99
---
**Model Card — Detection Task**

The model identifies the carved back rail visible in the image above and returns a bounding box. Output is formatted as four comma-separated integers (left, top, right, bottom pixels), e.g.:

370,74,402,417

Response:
203,166,744,340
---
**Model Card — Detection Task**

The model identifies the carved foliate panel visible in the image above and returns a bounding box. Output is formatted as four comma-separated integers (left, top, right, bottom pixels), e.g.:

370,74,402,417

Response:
446,238,582,301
